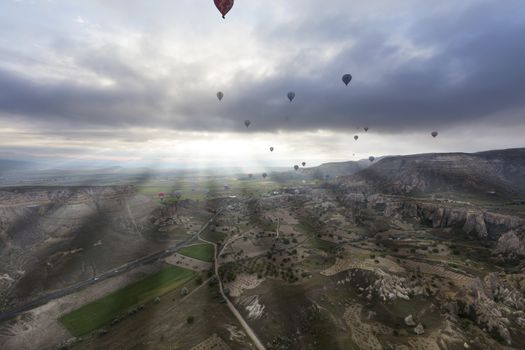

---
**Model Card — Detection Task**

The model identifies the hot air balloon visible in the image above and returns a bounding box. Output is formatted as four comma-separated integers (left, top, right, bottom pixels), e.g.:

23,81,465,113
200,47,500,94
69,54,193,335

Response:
302,162,306,167
287,91,295,102
244,120,251,128
158,192,165,201
364,127,369,132
342,74,352,86
270,147,274,152
216,91,224,101
369,156,375,162
214,0,234,19
294,165,299,171
262,172,267,179
354,135,359,141
431,131,438,138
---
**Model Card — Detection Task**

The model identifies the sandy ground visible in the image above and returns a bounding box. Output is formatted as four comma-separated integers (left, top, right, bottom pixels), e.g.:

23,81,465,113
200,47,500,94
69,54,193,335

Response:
238,295,265,320
225,324,251,348
225,274,264,298
343,304,383,350
165,253,212,272
0,263,162,350
190,333,231,350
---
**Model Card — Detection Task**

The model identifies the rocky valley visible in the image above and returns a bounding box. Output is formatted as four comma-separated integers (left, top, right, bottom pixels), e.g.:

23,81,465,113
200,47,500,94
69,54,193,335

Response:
0,148,524,350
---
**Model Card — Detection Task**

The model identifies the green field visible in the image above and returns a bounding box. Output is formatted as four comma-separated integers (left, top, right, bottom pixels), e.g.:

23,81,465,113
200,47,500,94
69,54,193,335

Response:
178,243,215,262
59,266,196,336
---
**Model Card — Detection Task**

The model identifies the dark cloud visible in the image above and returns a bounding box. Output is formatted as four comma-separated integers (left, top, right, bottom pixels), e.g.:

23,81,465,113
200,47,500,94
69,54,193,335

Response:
1,0,525,136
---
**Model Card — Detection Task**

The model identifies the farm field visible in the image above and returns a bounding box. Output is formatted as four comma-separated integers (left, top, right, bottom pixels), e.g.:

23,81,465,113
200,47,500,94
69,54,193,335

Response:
178,243,215,262
59,266,196,336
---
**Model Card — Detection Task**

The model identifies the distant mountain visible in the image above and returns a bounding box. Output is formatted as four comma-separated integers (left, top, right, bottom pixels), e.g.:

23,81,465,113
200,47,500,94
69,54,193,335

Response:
302,160,368,180
338,148,525,196
0,159,38,175
268,160,372,182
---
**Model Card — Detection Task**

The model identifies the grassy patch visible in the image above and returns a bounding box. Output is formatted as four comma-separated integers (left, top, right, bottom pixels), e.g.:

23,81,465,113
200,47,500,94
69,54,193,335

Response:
200,228,227,244
294,220,335,251
178,243,215,262
59,266,196,336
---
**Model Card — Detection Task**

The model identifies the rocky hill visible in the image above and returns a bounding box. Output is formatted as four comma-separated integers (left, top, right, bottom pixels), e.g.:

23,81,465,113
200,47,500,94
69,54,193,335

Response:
339,148,525,196
0,186,161,310
304,160,368,179
271,160,369,181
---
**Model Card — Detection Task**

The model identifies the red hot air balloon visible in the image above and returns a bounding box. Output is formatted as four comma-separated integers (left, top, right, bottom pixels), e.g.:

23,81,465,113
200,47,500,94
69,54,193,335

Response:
214,0,234,19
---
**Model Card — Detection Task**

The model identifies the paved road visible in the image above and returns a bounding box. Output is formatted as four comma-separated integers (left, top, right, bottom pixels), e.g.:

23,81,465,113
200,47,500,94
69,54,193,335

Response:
0,208,223,324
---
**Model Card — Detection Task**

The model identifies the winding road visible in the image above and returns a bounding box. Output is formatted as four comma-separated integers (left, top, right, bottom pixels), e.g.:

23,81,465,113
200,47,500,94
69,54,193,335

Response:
199,224,266,350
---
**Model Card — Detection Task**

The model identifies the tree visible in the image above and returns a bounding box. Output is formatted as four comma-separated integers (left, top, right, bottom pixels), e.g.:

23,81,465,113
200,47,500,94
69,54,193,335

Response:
186,316,194,324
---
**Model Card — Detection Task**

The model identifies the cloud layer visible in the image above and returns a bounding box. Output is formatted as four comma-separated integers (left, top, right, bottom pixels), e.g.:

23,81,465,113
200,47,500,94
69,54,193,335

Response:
0,0,524,164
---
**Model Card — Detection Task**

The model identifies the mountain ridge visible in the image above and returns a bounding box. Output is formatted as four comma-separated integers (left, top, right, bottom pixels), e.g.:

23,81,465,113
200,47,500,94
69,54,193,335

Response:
337,147,525,196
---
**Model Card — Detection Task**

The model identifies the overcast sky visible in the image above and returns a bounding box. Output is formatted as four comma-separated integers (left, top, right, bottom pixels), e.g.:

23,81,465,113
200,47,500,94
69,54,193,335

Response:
0,0,524,168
